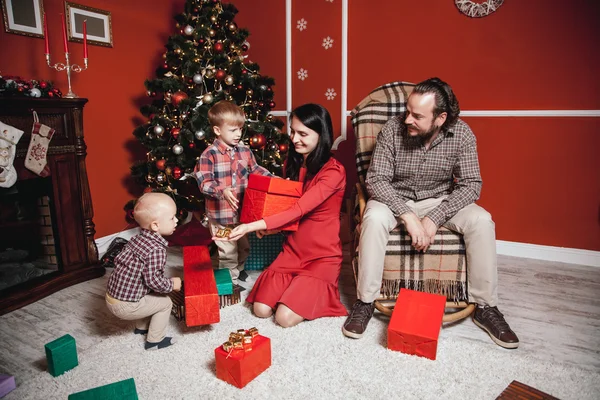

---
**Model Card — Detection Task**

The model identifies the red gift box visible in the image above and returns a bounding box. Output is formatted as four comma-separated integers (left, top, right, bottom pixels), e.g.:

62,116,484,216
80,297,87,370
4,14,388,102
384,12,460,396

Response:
387,289,446,360
215,335,271,388
240,174,303,231
183,246,220,326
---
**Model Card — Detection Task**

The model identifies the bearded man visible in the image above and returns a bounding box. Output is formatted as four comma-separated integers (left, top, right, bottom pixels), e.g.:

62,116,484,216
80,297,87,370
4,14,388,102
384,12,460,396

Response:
342,78,519,349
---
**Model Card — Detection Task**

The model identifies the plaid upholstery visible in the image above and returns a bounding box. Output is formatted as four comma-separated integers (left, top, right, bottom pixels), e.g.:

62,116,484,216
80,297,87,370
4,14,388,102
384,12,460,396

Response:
351,81,468,302
245,232,286,270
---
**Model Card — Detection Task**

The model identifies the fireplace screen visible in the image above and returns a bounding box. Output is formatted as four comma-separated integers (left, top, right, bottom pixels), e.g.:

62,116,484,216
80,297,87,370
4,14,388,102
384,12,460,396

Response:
0,177,60,292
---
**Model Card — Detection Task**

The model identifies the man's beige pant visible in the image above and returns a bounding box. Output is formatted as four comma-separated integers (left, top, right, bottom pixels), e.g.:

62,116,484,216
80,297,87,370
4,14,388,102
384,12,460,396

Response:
208,219,249,283
357,197,498,306
105,293,172,343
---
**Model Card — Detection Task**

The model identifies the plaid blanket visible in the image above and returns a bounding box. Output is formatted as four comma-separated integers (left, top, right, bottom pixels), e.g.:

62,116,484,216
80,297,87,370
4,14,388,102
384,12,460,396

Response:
351,81,468,302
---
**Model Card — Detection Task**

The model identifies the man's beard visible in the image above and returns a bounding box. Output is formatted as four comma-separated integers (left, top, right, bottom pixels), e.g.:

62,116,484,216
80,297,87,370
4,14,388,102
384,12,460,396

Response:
404,123,439,148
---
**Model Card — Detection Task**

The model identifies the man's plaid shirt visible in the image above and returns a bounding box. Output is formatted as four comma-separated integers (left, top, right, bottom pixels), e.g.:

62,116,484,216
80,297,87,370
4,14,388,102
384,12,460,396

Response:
107,229,173,302
366,116,482,227
195,138,272,225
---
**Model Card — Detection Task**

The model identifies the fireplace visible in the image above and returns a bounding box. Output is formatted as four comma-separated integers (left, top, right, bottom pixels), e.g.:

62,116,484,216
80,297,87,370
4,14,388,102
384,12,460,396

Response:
0,177,61,291
0,97,104,315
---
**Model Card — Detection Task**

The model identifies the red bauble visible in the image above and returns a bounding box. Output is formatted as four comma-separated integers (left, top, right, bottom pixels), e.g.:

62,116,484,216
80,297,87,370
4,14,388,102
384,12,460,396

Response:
269,101,276,108
214,42,224,53
171,127,181,139
189,143,196,149
249,133,266,149
241,44,249,51
156,159,166,170
173,167,182,179
39,81,48,89
215,69,226,80
171,91,188,106
278,143,289,153
236,84,243,90
143,187,153,194
48,92,54,98
241,69,248,75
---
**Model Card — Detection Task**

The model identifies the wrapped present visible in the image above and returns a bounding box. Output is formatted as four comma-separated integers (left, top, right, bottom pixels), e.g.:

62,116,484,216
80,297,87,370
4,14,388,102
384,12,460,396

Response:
213,268,233,295
183,246,220,326
246,232,286,270
45,334,78,377
0,374,16,398
215,327,271,388
68,378,138,400
170,283,241,321
387,289,446,360
240,174,303,231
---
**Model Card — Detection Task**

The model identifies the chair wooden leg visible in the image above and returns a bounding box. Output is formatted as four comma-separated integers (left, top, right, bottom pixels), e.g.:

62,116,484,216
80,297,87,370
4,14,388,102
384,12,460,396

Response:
374,300,475,322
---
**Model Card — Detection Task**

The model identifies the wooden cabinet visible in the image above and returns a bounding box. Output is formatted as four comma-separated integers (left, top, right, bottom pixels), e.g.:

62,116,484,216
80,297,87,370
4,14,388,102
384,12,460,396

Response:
0,98,104,315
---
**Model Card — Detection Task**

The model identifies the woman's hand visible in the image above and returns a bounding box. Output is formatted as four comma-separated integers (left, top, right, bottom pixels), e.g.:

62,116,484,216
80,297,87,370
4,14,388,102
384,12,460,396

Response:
256,229,281,239
213,220,267,241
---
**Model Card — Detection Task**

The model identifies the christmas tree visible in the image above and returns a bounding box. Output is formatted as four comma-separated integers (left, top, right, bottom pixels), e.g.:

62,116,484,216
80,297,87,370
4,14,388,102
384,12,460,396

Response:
127,0,288,222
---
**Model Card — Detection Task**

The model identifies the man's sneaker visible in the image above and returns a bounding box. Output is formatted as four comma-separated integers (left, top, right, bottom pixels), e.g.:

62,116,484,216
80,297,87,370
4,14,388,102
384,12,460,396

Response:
473,305,519,349
342,300,375,339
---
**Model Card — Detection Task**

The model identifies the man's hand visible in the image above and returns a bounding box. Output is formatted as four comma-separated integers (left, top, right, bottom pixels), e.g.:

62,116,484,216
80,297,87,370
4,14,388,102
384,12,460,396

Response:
222,188,239,210
400,212,430,252
171,277,182,292
420,216,438,252
256,229,281,239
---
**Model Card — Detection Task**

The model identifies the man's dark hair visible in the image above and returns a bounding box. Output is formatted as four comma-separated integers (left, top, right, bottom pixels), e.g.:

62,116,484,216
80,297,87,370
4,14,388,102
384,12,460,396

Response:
285,103,333,181
412,77,460,130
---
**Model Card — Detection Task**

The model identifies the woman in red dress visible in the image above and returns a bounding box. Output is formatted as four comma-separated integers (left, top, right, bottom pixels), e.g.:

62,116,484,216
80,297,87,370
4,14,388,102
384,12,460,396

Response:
217,103,348,327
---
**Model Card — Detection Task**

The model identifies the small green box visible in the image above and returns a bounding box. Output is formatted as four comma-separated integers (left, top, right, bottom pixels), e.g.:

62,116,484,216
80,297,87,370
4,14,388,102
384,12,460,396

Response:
45,334,78,377
213,268,233,295
68,378,138,400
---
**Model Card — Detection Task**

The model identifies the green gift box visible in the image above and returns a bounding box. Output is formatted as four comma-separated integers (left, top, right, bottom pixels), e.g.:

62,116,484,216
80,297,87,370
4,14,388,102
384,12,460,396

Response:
213,268,233,295
246,232,285,270
68,378,138,400
45,334,78,377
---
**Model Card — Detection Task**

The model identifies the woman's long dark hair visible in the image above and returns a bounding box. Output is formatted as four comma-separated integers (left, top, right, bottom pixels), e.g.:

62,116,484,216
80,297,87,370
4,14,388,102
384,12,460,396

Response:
285,104,333,181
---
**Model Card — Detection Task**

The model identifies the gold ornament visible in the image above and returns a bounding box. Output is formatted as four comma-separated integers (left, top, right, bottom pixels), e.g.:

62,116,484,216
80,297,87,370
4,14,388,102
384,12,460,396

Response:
228,22,237,32
174,48,182,55
162,53,167,59
208,29,216,37
205,68,215,79
210,15,217,23
203,93,214,104
246,89,253,96
229,43,236,50
165,167,173,175
224,75,234,85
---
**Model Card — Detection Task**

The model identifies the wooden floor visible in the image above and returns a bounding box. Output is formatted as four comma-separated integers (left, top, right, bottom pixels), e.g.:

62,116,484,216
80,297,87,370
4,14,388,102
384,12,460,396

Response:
1,237,599,384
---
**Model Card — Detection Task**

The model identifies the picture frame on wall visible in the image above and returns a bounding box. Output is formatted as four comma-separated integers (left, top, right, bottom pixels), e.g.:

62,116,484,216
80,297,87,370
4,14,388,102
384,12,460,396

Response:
65,1,112,47
1,0,44,38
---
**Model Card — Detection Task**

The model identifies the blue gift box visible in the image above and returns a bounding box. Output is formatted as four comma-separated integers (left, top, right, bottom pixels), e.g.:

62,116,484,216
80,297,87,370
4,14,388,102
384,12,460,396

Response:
245,232,286,270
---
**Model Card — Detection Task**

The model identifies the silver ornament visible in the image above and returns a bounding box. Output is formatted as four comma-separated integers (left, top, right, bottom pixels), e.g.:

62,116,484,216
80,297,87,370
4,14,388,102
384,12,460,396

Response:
153,125,165,135
192,74,203,84
156,173,166,183
184,25,194,36
195,129,206,140
172,144,184,155
29,88,42,97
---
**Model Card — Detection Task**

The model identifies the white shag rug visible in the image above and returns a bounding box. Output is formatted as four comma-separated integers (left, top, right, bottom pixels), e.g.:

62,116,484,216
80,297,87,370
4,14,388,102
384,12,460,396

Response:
4,289,599,400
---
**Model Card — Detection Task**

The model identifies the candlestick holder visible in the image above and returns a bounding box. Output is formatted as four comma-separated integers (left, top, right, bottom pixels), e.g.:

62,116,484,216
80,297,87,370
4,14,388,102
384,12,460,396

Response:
45,53,88,98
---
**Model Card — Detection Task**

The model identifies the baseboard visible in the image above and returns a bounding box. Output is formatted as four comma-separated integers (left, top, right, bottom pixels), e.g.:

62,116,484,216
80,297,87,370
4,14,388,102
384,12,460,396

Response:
496,240,600,268
95,230,599,268
95,228,140,257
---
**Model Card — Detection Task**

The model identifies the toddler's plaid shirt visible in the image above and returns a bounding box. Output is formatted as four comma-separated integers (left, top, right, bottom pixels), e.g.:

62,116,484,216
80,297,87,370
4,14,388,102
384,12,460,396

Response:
195,138,272,225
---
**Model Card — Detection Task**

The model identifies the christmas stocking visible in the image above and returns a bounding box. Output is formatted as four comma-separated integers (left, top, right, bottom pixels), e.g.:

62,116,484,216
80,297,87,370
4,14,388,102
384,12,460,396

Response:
0,121,24,188
24,111,54,177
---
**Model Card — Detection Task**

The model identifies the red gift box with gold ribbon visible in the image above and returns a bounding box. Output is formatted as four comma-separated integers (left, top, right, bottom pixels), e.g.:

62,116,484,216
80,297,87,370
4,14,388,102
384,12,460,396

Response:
240,174,303,231
215,328,271,388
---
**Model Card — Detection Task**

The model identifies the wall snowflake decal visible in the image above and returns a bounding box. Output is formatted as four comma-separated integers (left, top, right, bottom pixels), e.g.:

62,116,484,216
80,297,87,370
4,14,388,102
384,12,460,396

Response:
296,18,307,31
325,88,337,101
322,36,334,50
297,68,308,81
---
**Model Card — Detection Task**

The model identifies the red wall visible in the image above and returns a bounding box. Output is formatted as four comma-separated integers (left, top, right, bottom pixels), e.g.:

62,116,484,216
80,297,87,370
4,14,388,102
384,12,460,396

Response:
1,0,598,251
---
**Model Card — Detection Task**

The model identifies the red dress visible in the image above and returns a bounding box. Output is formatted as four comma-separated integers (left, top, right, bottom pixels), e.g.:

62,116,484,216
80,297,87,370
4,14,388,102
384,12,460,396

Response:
246,158,348,320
